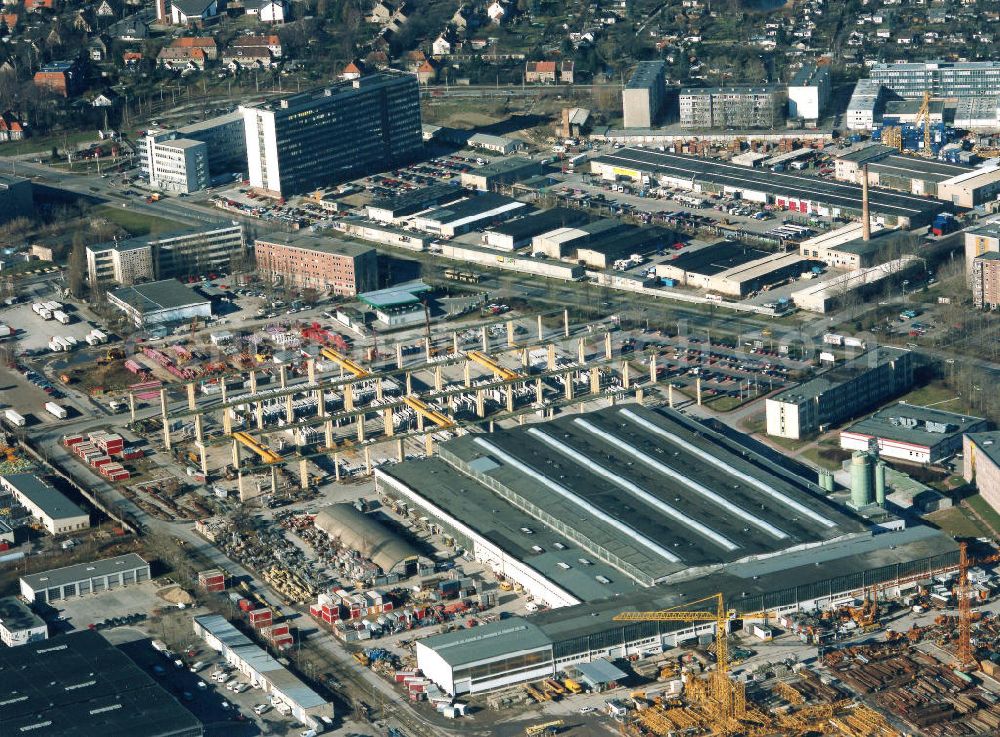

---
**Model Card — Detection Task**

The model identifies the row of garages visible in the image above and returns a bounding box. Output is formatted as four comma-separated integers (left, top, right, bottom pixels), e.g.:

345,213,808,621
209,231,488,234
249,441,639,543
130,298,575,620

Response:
591,149,945,227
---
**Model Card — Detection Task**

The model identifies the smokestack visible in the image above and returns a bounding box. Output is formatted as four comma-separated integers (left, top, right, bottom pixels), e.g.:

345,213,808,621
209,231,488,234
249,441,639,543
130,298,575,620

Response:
861,163,871,242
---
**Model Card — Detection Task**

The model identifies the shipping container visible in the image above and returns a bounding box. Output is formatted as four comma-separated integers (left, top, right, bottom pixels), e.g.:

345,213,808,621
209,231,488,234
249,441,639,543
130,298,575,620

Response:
44,402,68,419
52,310,71,325
4,409,26,427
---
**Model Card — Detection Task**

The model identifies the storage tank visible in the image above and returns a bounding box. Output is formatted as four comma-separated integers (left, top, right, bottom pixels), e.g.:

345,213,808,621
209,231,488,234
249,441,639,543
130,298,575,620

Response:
875,461,887,506
850,451,874,508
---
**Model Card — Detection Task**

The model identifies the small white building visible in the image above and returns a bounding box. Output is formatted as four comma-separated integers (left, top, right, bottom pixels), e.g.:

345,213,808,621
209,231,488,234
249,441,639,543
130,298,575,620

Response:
0,596,48,647
107,279,212,326
170,0,218,24
787,63,831,122
467,132,520,155
142,135,209,194
244,0,287,22
0,474,90,536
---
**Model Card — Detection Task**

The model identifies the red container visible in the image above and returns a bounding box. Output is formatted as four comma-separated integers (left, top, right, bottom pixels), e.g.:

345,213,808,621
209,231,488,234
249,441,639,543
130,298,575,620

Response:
238,599,253,612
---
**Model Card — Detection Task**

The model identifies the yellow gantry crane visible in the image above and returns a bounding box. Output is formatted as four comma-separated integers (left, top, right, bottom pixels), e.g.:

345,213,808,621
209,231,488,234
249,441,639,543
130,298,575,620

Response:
231,431,283,463
401,395,454,429
466,350,520,381
319,347,370,378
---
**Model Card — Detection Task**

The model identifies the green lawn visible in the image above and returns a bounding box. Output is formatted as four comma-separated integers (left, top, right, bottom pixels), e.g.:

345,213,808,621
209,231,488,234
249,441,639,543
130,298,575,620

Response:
925,506,993,539
3,130,101,156
93,205,185,236
801,445,851,471
965,494,1000,537
895,382,969,412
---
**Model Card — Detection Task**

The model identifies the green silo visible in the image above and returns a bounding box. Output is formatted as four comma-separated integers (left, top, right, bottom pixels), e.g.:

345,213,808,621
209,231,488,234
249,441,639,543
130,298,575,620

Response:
850,451,874,508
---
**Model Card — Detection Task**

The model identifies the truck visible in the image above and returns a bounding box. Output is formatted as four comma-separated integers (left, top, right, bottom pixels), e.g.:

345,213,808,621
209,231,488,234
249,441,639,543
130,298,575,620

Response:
86,329,108,345
38,308,53,320
151,639,169,653
4,409,26,427
931,213,959,237
43,301,62,311
53,310,71,325
44,402,68,419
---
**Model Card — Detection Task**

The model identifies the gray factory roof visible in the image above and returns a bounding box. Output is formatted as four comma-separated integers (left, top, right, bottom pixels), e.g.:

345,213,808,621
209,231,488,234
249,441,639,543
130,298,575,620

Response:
419,192,523,224
21,554,149,592
625,60,664,90
109,279,209,314
388,406,860,588
0,595,45,632
467,156,540,178
314,504,423,573
868,154,971,183
247,72,412,114
531,524,957,645
488,207,589,239
667,241,769,276
2,473,86,521
579,226,674,259
835,144,896,164
790,63,829,87
884,99,947,118
594,149,944,221
967,432,1000,467
0,172,29,188
844,403,986,449
0,630,202,737
418,619,551,667
771,347,910,405
369,183,462,216
195,614,326,710
969,221,1000,240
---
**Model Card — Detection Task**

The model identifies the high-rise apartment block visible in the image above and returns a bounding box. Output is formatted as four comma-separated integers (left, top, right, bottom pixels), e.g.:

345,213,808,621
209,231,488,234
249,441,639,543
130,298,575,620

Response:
240,73,423,197
139,111,247,193
254,235,378,296
679,86,786,128
869,61,1000,98
971,253,1000,310
622,61,666,128
787,64,831,122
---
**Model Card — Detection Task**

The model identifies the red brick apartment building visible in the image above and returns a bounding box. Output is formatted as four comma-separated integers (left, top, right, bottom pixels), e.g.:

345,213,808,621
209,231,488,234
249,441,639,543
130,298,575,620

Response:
254,235,377,296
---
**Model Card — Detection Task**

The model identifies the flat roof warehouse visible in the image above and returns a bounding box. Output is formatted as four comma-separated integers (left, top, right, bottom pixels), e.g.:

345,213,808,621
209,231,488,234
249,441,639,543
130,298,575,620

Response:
593,149,945,225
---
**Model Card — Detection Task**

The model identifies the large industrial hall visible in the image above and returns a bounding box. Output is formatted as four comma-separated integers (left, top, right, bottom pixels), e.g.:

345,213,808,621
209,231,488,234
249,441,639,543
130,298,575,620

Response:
376,405,959,696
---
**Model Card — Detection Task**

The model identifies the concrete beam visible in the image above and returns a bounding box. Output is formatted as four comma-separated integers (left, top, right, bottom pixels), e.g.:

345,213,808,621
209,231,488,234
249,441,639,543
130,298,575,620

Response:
537,314,543,341
563,308,569,337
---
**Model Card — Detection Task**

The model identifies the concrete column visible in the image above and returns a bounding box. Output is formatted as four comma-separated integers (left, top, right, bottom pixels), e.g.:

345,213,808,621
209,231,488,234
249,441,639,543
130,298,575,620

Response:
316,389,326,417
334,452,341,481
223,408,232,434
162,416,171,450
489,420,495,433
476,389,485,418
376,378,384,400
635,387,644,403
578,339,585,364
129,392,136,422
481,325,489,352
307,359,316,384
435,366,443,392
537,314,543,341
221,380,228,404
187,382,196,411
396,438,404,462
521,348,529,368
384,407,394,436
506,385,514,412
547,344,556,371
424,336,432,361
249,370,257,394
452,332,459,355
344,384,354,412
464,362,471,388
696,377,702,406
194,414,203,443
565,375,575,400
198,441,207,475
622,360,631,390
285,395,294,423
416,409,424,432
605,332,612,360
506,320,515,347
406,373,412,395
237,472,247,502
299,458,309,490
518,414,525,425
231,438,240,467
590,367,600,394
650,354,657,384
425,435,434,457
357,415,366,442
279,365,287,389
159,387,168,419
535,377,543,404
364,445,372,476
325,420,334,449
255,401,264,430
270,466,278,496
563,308,570,337
668,384,675,408
396,343,403,369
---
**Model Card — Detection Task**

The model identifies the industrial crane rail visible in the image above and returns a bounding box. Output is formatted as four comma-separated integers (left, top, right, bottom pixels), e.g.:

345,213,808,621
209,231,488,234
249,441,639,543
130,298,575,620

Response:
466,350,521,381
401,395,455,429
231,431,283,464
319,347,370,379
